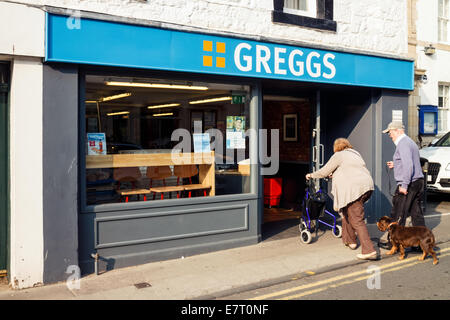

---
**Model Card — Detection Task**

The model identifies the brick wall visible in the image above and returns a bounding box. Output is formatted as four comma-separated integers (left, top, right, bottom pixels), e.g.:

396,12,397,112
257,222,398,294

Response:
263,100,311,163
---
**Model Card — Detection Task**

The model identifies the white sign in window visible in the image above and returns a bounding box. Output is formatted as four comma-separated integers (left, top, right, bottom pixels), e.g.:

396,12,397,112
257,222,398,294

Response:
423,113,436,134
392,110,403,123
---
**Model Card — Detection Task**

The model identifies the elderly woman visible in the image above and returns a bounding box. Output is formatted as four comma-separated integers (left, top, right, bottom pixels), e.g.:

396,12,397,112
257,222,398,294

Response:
306,138,377,260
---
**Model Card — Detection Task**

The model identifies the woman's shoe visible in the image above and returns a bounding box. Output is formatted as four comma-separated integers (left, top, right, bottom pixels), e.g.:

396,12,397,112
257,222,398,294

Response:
356,251,378,260
345,243,357,250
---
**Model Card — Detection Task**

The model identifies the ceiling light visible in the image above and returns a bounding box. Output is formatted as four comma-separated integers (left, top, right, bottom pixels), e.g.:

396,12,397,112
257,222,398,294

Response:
100,93,132,102
147,103,180,109
189,96,232,105
153,112,173,117
107,111,130,116
106,81,208,91
85,100,98,104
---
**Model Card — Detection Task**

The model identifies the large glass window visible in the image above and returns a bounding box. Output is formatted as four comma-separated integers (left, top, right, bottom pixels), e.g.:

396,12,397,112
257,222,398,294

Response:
85,75,252,205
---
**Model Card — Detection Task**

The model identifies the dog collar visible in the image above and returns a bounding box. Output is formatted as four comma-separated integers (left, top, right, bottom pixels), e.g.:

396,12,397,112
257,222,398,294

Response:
387,222,397,229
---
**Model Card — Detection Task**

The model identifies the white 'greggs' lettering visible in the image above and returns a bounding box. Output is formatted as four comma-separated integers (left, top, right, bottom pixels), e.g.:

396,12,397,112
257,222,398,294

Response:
234,42,336,79
256,45,271,74
234,43,252,72
322,53,336,79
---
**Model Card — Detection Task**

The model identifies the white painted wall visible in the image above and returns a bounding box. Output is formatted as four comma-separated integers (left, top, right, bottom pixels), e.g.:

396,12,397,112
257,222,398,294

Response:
13,0,408,57
416,0,450,135
0,2,45,57
9,58,44,289
416,0,438,43
0,2,45,289
417,50,450,105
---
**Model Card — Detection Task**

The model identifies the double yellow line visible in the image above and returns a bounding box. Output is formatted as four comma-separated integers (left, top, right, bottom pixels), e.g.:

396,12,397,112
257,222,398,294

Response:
249,247,450,300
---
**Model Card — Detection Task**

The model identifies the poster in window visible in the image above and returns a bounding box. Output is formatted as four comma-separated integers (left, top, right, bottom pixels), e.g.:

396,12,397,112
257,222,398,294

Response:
283,114,298,142
423,113,436,134
193,133,211,153
87,133,107,155
226,116,245,149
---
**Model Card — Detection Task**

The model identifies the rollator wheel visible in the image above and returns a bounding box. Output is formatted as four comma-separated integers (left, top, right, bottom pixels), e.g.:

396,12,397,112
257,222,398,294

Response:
299,217,315,233
300,230,312,244
332,225,342,238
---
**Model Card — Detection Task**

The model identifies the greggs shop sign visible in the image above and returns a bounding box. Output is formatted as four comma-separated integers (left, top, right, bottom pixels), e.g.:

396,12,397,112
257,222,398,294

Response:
46,13,414,90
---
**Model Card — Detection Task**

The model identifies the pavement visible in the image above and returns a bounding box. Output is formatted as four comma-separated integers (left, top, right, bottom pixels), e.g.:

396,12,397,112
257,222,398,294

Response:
0,205,449,300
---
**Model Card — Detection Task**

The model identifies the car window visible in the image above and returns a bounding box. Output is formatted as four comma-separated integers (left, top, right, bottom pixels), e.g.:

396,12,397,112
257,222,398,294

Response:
434,132,450,147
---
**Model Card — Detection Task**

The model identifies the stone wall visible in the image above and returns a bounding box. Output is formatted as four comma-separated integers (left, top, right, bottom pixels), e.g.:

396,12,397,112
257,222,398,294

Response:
18,0,408,57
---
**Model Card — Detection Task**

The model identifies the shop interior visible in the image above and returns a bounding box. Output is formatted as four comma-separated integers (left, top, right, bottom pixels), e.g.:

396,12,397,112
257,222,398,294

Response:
261,79,376,241
84,75,252,206
261,79,314,241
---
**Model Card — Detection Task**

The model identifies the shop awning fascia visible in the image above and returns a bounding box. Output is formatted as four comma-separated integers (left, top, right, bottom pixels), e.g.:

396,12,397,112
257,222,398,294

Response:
45,13,414,91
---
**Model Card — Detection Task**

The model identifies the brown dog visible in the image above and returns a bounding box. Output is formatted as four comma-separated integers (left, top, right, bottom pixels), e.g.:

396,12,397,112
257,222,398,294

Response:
377,216,438,265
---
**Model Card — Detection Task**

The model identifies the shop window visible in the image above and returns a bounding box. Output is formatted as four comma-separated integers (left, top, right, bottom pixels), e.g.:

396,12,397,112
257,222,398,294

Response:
438,0,449,42
84,75,252,206
438,84,449,132
272,0,336,32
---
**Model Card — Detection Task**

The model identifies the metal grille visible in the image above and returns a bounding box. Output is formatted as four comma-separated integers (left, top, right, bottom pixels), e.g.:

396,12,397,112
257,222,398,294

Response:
428,162,441,184
439,178,450,188
134,282,151,289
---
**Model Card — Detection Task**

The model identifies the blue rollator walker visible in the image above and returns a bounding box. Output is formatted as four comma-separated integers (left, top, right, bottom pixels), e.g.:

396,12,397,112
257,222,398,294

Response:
299,179,342,244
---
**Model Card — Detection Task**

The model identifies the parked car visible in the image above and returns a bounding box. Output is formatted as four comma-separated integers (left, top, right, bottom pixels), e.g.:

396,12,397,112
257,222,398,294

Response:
419,131,450,193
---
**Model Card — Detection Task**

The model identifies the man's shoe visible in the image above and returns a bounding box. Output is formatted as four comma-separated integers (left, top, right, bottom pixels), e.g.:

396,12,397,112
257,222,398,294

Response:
378,241,392,250
357,252,378,260
345,243,357,250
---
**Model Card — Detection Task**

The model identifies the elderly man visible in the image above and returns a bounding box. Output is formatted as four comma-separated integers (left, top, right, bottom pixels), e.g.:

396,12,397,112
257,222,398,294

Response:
379,121,426,248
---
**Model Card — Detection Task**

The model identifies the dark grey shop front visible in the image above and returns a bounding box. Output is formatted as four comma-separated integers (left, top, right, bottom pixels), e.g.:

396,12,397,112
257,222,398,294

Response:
42,13,413,282
43,64,262,281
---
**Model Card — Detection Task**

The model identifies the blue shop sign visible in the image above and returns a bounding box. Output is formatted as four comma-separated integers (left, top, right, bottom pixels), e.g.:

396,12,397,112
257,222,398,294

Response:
45,13,414,90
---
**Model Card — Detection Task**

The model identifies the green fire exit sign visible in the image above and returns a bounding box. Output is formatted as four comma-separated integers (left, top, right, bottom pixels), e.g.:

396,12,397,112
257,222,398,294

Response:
232,95,245,104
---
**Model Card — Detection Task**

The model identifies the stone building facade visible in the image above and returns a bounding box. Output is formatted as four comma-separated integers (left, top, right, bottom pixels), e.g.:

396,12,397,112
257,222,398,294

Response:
0,0,412,288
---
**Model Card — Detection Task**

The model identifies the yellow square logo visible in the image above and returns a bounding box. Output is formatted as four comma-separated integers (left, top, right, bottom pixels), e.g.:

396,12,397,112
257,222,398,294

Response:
216,57,225,68
202,40,226,68
203,55,213,67
203,40,213,52
216,42,226,53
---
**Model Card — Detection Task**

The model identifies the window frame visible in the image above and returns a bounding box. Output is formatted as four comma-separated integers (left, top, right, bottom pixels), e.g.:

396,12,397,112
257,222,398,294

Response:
438,0,450,43
79,67,260,212
272,0,336,32
438,83,449,133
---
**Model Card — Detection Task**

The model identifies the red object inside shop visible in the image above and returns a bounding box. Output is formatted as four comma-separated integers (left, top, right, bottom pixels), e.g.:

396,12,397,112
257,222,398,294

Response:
264,178,282,207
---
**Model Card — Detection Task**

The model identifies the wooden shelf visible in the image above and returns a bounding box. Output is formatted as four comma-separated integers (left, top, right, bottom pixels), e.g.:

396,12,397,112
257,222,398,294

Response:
86,152,215,196
86,152,215,169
